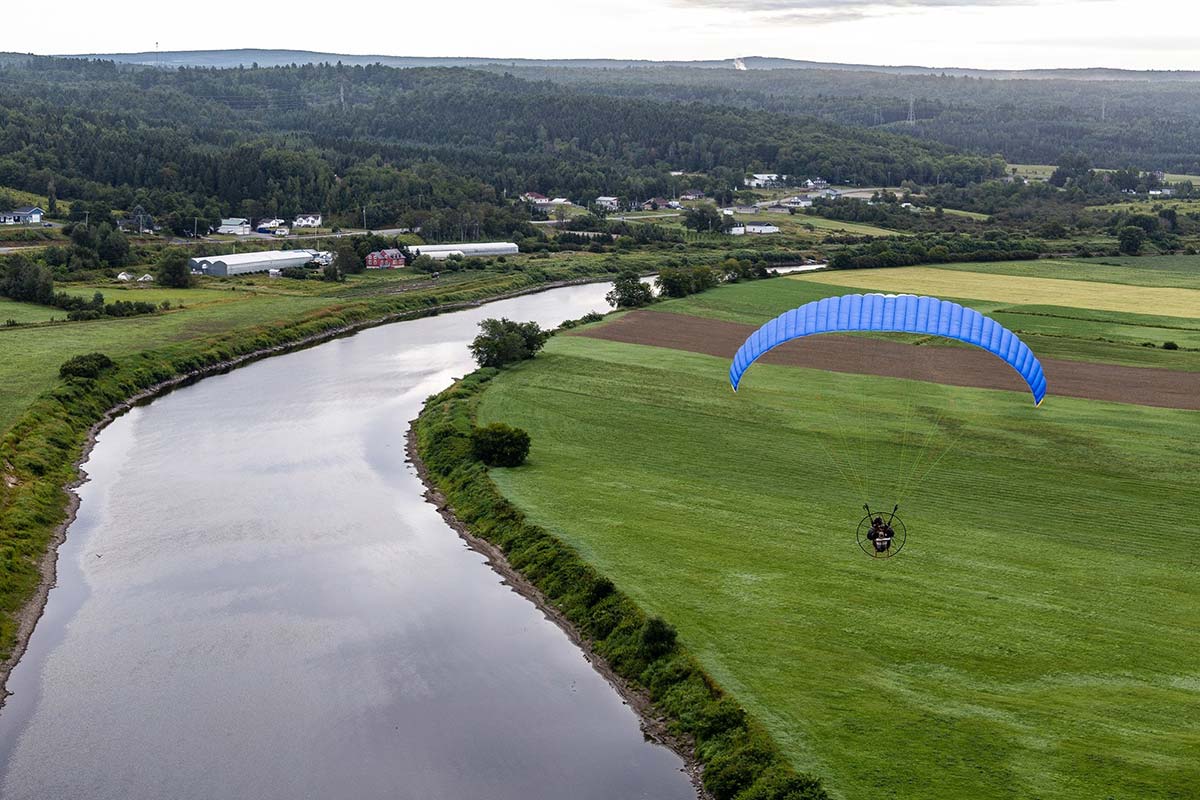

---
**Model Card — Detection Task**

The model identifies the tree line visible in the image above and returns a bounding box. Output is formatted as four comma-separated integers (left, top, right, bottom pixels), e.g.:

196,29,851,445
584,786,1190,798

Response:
0,57,1001,236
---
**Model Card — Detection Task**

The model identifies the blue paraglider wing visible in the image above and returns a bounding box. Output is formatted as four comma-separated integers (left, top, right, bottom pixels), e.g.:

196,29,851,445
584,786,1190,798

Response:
728,293,1047,405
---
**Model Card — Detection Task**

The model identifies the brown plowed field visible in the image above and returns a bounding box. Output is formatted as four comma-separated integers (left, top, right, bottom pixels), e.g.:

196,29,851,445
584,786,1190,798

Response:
579,310,1200,410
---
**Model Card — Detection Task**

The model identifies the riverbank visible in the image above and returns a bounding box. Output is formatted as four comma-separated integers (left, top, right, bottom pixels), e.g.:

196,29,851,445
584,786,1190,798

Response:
411,369,829,800
0,268,620,699
405,427,710,799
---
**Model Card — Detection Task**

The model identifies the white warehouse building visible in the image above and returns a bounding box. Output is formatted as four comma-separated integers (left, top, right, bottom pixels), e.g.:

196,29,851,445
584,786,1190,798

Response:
189,250,318,277
407,242,519,261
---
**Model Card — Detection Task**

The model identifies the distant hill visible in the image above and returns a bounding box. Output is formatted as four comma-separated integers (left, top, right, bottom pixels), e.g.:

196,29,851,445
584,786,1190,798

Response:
49,49,1200,82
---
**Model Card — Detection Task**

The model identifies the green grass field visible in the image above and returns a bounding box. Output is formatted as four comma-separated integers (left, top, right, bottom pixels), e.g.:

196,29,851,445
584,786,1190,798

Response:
774,212,902,237
471,263,1200,799
931,257,1200,290
939,207,989,220
1008,164,1056,181
0,185,70,215
0,293,331,431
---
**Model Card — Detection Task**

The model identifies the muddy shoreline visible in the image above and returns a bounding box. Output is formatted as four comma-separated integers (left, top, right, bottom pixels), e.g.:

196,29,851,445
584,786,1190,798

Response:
0,275,608,705
404,428,710,799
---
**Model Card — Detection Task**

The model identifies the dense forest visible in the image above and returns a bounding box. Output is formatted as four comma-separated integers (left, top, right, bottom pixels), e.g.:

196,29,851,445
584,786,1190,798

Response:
0,57,1001,234
490,64,1200,173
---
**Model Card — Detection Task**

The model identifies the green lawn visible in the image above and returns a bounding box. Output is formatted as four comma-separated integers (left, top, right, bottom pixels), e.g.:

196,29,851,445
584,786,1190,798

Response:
477,329,1200,800
0,296,60,324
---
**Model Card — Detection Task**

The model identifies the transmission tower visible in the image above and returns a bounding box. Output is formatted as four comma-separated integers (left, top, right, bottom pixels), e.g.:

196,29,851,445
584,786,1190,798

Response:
906,95,916,126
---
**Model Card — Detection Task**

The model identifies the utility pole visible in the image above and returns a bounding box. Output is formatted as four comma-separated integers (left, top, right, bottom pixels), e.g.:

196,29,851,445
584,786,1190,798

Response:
1100,97,1107,122
362,206,367,231
193,217,198,239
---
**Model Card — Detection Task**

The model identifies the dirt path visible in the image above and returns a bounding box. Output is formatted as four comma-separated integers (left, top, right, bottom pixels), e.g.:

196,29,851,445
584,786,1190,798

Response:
579,310,1200,410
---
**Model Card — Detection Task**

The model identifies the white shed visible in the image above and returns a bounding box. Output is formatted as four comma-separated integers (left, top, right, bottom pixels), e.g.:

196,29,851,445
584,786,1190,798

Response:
407,242,519,261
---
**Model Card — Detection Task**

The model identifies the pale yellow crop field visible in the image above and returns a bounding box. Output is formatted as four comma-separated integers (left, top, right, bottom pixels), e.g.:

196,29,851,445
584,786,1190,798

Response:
794,266,1200,318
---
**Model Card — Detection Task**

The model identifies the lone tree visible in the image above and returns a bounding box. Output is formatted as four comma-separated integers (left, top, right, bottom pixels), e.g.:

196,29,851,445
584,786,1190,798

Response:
0,256,54,304
470,423,531,467
682,204,731,233
1117,225,1145,255
469,318,549,368
606,271,654,308
334,241,364,275
155,249,192,288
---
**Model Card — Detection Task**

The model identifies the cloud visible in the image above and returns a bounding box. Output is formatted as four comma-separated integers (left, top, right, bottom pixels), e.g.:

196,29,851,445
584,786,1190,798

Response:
673,0,1072,23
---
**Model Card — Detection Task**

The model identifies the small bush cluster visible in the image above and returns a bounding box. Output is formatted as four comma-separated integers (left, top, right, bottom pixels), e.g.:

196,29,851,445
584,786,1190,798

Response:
470,423,531,467
58,352,114,379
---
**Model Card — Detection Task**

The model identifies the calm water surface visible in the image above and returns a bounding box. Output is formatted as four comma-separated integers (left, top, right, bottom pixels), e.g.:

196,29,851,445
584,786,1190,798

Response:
0,283,696,800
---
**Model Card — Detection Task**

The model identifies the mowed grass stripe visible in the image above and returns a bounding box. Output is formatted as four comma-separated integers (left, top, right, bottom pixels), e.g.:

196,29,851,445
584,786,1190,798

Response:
795,267,1200,317
930,257,1200,290
479,334,1200,800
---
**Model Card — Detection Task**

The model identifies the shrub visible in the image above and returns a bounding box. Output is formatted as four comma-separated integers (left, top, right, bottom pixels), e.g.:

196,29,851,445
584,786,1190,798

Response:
639,615,678,659
59,352,114,379
470,423,531,467
1163,341,1179,350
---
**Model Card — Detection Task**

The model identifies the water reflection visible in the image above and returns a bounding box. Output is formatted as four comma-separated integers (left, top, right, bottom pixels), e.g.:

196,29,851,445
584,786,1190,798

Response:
0,284,695,800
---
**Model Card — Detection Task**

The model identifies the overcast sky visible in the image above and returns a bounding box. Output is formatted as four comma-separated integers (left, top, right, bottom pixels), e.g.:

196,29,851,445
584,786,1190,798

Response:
6,0,1197,71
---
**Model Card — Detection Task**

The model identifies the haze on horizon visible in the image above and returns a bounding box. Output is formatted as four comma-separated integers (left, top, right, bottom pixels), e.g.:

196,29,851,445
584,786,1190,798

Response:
4,0,1198,72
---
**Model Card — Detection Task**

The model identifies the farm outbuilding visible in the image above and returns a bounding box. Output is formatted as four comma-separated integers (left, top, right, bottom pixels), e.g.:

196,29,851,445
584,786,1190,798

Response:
189,250,317,277
407,242,519,261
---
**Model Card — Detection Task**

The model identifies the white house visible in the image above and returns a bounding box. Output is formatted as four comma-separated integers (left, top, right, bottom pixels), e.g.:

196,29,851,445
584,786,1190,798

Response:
744,223,780,234
781,196,813,209
520,192,548,203
729,225,746,235
595,196,620,211
804,178,829,190
744,173,785,188
217,218,251,235
679,190,705,201
256,218,286,233
293,213,323,228
0,206,44,225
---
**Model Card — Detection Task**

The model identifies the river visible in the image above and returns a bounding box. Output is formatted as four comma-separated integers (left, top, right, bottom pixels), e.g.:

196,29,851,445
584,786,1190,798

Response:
0,282,697,800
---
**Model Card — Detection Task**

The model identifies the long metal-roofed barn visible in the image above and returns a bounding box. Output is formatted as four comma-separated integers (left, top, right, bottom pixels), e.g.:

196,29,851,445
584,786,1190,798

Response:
407,242,518,261
188,250,318,277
